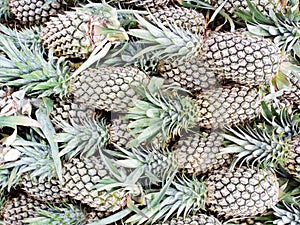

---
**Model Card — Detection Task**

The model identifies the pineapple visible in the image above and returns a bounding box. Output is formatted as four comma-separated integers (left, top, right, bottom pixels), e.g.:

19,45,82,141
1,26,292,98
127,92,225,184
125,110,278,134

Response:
273,202,300,225
221,103,300,178
50,97,97,125
125,166,279,223
157,57,219,93
116,0,170,9
202,30,281,86
154,214,222,225
106,144,177,187
8,0,74,26
176,0,281,17
73,66,149,113
23,202,87,224
2,193,48,225
61,156,128,214
236,0,300,58
279,72,300,105
42,3,128,59
0,34,149,115
125,76,199,148
196,85,262,129
146,5,206,35
173,130,232,175
21,174,70,204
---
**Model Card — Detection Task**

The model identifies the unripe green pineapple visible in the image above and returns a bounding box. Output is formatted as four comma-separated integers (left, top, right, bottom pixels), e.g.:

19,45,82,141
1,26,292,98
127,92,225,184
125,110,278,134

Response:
196,85,261,129
202,31,280,86
2,193,48,225
21,174,70,204
61,157,127,213
173,130,232,175
147,5,206,35
42,3,128,59
73,66,149,113
155,214,222,225
9,0,73,26
157,57,219,93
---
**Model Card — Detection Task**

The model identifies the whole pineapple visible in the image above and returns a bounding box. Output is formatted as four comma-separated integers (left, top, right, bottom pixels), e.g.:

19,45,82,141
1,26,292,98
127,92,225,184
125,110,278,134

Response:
202,31,281,86
196,85,261,129
42,3,128,59
126,166,279,223
0,35,150,116
173,130,232,175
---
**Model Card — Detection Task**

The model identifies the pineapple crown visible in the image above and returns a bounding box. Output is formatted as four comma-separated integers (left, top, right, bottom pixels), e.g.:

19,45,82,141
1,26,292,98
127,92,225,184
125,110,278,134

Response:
126,174,207,224
54,117,109,160
0,138,56,192
236,0,300,58
0,35,71,99
23,203,87,224
273,202,300,224
106,144,178,186
125,76,199,148
0,0,10,20
127,12,203,62
0,24,42,50
221,102,300,169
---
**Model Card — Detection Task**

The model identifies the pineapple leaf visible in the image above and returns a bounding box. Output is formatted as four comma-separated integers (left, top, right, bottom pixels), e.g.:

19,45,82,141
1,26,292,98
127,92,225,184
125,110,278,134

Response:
36,101,62,183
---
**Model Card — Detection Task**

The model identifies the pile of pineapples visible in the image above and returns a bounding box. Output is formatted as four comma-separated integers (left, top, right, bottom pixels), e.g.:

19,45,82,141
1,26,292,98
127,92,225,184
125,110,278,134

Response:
0,0,300,224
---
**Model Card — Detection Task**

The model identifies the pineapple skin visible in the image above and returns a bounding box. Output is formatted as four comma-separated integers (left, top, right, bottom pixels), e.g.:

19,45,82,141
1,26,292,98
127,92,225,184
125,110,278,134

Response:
61,157,127,213
9,0,67,26
21,174,70,204
50,97,96,125
155,214,222,225
72,67,149,113
2,193,48,225
117,0,170,8
157,57,219,93
202,31,280,86
173,131,232,175
285,136,300,179
196,85,261,129
209,0,281,16
206,166,280,218
147,5,206,35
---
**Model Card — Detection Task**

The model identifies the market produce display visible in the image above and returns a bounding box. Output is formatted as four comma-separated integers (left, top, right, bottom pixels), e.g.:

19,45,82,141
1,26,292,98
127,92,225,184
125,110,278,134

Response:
0,0,300,224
